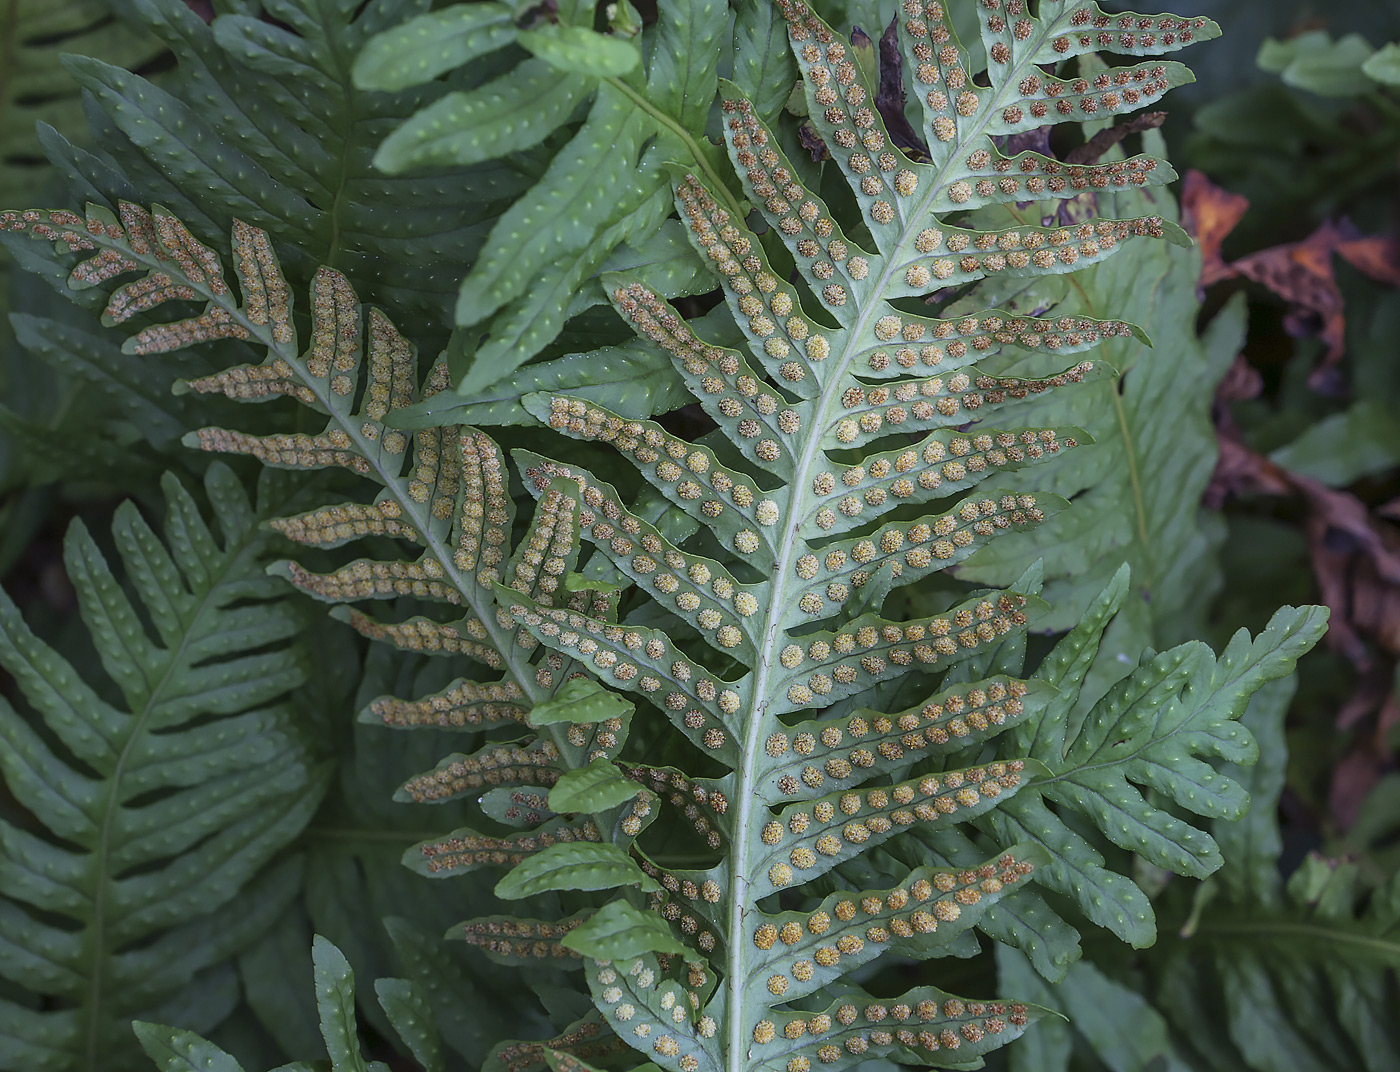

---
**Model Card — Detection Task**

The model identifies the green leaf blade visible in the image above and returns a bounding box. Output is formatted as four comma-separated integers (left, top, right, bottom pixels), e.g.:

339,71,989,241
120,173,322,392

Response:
495,842,660,899
561,901,689,960
352,3,518,91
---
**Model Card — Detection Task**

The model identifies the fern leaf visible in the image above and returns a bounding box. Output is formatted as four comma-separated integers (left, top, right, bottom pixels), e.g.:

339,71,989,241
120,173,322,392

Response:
0,198,667,1063
351,3,519,92
1002,681,1400,1072
355,0,732,392
731,3,799,124
372,61,593,172
132,1022,252,1072
980,569,1328,945
464,2,1254,1069
0,465,327,1072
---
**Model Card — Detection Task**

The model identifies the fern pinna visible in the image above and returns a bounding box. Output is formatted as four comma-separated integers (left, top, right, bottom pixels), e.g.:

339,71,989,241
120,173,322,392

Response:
0,2,1330,1070
0,194,659,1067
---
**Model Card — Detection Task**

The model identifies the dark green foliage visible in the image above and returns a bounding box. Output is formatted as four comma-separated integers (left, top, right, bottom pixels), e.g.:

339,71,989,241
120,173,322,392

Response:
0,0,162,206
0,0,1390,1071
0,465,328,1071
38,0,515,339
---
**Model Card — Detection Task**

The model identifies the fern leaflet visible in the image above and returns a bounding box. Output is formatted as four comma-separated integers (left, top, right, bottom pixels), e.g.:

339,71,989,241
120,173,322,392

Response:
0,3,1335,1069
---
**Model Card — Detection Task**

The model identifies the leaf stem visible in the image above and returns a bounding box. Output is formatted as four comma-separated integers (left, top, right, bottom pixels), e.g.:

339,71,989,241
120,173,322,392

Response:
604,76,747,223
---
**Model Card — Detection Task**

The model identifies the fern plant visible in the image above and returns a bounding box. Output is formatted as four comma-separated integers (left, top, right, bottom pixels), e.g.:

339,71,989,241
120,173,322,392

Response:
0,464,328,1071
0,1,1338,1070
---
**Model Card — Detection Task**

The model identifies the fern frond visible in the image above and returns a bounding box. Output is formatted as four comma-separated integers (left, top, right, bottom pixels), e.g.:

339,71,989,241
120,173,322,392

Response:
0,198,658,1065
972,566,1327,951
352,0,734,396
451,4,1309,1071
0,464,328,1072
1000,678,1399,1072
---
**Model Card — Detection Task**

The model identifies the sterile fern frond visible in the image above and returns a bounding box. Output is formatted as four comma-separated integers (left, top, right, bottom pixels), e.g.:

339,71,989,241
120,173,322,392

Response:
0,463,328,1072
135,937,443,1072
350,0,730,397
961,567,1328,969
999,677,1397,1072
951,186,1245,673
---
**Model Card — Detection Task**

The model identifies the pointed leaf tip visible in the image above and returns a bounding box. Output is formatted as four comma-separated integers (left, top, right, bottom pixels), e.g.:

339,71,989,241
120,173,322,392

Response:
517,25,641,77
562,900,690,960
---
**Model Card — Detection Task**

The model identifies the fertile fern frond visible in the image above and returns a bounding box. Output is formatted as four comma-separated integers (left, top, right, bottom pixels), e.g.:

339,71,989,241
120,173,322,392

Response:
435,3,1318,1071
0,463,328,1072
0,196,601,730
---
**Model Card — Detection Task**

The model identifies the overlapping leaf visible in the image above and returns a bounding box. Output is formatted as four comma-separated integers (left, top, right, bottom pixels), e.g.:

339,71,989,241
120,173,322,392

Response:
999,677,1400,1072
0,465,327,1072
0,199,649,1068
